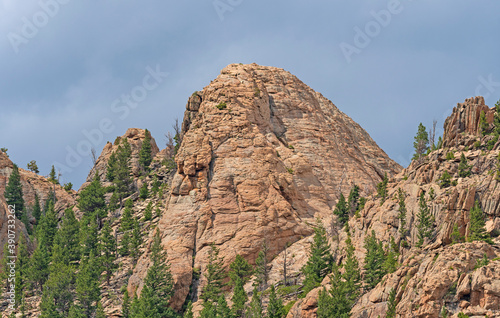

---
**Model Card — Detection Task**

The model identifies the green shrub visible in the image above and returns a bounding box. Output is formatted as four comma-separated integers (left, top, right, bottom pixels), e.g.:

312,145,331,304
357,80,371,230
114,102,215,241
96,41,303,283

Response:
254,87,260,97
283,300,297,315
439,171,451,188
216,102,227,110
445,152,455,160
63,182,73,192
474,254,489,270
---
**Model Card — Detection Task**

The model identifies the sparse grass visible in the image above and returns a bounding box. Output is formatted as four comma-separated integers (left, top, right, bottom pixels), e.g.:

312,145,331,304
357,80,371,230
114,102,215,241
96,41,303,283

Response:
287,167,294,174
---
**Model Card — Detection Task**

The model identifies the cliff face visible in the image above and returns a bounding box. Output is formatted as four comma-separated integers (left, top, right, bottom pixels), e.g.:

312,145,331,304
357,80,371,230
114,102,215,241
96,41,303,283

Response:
288,97,500,318
128,63,402,309
0,151,76,256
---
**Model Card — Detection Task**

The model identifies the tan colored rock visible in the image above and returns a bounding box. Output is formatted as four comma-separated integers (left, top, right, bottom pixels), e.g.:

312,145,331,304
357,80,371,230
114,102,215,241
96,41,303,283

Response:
80,127,160,189
443,96,493,148
129,63,402,310
288,97,500,317
0,151,76,258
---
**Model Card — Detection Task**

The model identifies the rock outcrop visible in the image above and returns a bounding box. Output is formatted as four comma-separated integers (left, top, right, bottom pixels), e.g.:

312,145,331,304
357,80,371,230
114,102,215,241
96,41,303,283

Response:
0,151,76,257
288,97,500,318
80,127,160,189
128,63,402,310
443,96,494,148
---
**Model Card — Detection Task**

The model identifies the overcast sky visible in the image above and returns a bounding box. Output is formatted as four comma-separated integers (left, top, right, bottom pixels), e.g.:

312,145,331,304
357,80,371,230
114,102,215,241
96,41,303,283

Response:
1,0,500,188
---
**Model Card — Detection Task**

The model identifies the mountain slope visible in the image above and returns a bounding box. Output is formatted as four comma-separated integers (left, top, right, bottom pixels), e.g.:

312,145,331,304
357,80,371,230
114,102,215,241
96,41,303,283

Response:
128,63,402,309
288,97,500,318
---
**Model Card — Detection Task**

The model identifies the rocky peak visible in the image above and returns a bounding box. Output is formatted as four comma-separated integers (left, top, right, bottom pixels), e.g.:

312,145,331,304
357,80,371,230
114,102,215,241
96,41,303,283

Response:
443,96,494,148
129,63,402,310
81,128,160,190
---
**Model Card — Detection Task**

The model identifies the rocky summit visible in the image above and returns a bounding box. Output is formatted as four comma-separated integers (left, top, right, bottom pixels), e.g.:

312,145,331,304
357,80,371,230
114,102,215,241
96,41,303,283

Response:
2,64,500,318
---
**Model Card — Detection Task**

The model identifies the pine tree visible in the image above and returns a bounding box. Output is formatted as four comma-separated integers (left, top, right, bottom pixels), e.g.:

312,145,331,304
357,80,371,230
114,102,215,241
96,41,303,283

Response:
200,301,216,318
120,232,131,257
14,234,29,309
130,218,143,263
53,208,80,265
121,198,135,231
107,152,118,182
37,200,59,254
95,302,106,318
397,188,408,238
143,202,153,221
5,164,24,219
254,241,270,291
267,285,285,318
377,173,389,205
363,230,385,289
100,221,117,285
40,291,62,318
76,252,102,317
494,100,500,136
383,237,399,274
21,210,31,235
151,175,160,196
347,184,360,214
386,288,397,318
201,244,226,303
333,193,349,224
43,190,57,213
231,278,247,317
246,287,263,318
79,211,99,258
416,191,434,247
27,160,40,174
48,165,59,184
139,129,153,172
140,230,175,317
183,301,194,318
413,123,429,160
439,171,452,188
436,136,443,149
468,200,493,244
114,138,133,203
343,225,361,304
29,242,49,293
451,224,464,244
229,254,253,283
122,290,131,318
32,193,42,227
316,264,350,318
0,243,9,289
216,295,231,318
129,292,142,318
229,254,252,317
301,218,334,296
458,153,472,178
479,110,489,135
77,174,107,220
139,182,149,200
41,262,75,316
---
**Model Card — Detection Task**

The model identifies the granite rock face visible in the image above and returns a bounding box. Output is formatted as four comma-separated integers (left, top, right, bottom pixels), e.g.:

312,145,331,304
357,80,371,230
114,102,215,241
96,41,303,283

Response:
80,127,160,189
0,151,76,257
288,97,500,318
128,63,402,310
